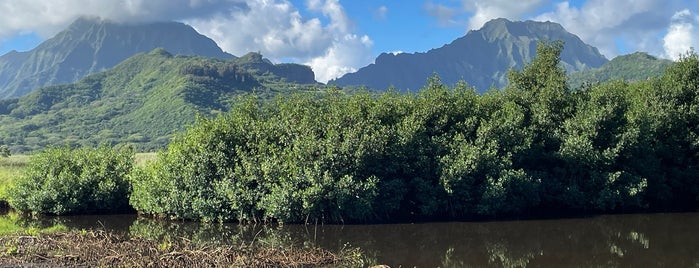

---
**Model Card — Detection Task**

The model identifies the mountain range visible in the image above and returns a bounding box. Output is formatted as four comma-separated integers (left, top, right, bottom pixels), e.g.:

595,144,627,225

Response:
330,18,609,92
0,17,675,152
0,17,234,98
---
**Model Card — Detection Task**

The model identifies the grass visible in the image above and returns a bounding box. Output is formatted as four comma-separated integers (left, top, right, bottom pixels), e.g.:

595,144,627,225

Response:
134,152,158,167
0,153,157,203
0,155,29,204
0,211,68,236
0,215,22,235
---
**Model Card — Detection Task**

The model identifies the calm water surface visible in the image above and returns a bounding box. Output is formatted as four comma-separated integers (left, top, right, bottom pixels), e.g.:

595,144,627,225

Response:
19,212,699,267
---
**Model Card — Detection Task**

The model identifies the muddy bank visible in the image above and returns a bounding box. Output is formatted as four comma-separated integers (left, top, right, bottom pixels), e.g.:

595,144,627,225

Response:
0,230,363,267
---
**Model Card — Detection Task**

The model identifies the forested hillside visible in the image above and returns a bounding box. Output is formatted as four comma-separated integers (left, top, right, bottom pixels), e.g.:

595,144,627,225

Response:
568,52,673,88
0,49,320,152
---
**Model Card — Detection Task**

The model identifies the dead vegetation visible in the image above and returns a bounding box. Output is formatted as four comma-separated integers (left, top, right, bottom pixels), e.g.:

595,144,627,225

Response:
0,230,362,267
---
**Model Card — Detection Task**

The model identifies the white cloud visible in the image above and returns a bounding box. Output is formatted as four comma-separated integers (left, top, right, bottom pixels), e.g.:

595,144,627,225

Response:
307,34,373,83
663,9,698,60
424,1,459,26
187,0,372,83
0,0,373,83
302,0,373,82
187,1,331,59
533,0,664,57
462,0,546,30
0,0,241,39
373,5,388,21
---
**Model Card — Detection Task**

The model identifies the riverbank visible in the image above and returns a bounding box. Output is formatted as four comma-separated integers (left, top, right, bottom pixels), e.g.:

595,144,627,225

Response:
1,212,697,267
0,229,363,267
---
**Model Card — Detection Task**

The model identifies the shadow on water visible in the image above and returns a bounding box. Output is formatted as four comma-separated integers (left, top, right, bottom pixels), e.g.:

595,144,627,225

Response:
3,212,698,267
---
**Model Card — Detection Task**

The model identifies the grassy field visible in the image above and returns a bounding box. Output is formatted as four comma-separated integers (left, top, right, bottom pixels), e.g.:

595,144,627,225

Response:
0,155,29,203
134,152,158,166
0,153,158,204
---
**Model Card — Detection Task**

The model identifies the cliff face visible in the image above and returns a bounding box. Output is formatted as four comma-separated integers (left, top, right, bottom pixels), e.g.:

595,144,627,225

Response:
330,18,608,92
234,52,316,84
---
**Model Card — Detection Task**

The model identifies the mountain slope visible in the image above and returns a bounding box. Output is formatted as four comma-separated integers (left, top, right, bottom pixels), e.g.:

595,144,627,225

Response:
0,17,234,98
235,52,316,84
0,48,318,152
330,18,608,92
568,52,673,88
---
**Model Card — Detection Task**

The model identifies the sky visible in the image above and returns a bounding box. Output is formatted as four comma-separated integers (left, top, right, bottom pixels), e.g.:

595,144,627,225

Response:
0,0,697,83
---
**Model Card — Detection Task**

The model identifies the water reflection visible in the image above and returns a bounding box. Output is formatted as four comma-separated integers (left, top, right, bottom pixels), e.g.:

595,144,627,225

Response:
4,212,698,267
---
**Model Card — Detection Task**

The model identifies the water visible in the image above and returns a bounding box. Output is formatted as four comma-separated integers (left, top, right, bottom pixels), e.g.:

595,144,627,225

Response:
10,212,699,267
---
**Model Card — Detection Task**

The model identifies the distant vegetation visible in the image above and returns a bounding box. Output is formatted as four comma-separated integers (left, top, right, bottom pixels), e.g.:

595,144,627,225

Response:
568,52,673,89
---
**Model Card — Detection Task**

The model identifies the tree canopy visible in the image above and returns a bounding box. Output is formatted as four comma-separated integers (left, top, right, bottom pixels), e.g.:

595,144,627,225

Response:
128,42,699,223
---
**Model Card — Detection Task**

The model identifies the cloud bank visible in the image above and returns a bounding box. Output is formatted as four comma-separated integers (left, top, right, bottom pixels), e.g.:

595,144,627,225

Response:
533,0,670,58
664,9,699,60
187,0,373,83
0,0,241,38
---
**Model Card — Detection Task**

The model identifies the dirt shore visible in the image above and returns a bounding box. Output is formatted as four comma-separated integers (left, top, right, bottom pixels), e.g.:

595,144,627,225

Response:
0,230,362,267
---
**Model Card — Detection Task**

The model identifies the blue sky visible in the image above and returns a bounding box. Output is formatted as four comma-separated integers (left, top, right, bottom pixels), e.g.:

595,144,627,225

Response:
0,0,697,82
330,0,588,55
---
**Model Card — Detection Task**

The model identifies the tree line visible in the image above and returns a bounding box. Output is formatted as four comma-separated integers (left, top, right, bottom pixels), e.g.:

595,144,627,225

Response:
7,42,699,223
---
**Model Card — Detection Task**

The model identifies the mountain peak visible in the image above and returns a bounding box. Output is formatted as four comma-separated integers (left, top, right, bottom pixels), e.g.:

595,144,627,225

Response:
478,18,512,33
0,17,235,98
475,18,567,41
237,52,272,65
68,16,106,27
234,52,316,84
624,51,658,60
148,48,173,58
331,18,608,92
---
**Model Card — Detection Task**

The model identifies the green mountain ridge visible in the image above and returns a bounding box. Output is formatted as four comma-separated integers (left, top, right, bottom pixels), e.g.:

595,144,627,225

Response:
0,17,235,98
0,48,319,152
330,18,609,92
568,52,673,88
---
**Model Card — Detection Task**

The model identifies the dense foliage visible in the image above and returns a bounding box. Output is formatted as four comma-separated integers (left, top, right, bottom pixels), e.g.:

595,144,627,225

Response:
130,43,699,223
8,146,133,215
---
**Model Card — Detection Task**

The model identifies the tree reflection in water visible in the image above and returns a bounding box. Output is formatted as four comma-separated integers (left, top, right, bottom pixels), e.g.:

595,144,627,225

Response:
4,212,698,267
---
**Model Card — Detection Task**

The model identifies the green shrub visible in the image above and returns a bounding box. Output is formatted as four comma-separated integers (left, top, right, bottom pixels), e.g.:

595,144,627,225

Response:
7,146,133,215
130,94,390,223
0,145,9,157
128,44,699,223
